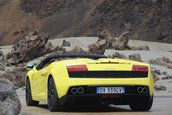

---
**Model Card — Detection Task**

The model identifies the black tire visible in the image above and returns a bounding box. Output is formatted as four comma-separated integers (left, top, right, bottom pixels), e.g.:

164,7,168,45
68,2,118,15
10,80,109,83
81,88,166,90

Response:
26,78,39,106
129,96,153,111
48,77,62,112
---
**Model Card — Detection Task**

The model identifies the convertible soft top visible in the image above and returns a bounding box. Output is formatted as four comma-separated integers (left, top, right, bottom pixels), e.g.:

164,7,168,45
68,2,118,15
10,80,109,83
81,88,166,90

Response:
36,54,107,70
47,54,107,59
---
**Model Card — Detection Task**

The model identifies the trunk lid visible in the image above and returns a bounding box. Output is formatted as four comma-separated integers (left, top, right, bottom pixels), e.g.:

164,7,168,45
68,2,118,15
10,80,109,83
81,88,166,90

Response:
86,59,132,71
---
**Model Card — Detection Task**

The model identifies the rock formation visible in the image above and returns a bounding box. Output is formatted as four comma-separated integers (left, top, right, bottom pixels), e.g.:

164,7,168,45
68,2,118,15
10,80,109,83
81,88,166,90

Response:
111,32,130,50
88,29,112,54
88,40,106,54
129,53,142,62
10,31,54,64
62,40,71,46
112,52,128,59
149,57,172,69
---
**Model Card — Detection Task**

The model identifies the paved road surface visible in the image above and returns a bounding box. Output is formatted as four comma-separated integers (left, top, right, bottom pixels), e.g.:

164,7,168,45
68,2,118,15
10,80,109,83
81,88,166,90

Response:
18,90,172,115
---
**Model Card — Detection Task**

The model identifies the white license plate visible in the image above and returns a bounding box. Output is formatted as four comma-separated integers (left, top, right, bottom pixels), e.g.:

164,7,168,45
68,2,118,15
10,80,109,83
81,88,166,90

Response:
97,87,125,94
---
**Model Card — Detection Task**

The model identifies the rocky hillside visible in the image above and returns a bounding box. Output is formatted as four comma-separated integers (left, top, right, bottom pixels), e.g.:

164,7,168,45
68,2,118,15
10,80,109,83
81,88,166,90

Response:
0,0,171,45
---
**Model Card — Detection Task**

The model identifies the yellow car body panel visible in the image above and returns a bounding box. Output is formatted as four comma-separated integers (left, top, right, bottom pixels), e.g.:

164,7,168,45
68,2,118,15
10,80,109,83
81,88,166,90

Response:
26,57,153,103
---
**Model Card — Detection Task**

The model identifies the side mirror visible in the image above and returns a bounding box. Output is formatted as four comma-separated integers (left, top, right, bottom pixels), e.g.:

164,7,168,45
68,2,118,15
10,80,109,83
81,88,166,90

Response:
26,64,34,69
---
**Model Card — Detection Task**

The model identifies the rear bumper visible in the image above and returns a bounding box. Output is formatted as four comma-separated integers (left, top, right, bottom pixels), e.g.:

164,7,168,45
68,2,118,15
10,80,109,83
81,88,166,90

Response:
60,94,151,105
59,85,152,105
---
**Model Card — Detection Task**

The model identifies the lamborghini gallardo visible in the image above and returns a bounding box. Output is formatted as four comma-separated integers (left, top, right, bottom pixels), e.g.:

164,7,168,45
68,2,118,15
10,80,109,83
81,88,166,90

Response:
25,54,153,111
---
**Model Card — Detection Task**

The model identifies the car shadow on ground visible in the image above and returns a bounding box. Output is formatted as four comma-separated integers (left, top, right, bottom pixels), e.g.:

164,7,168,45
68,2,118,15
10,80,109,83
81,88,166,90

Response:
37,104,134,113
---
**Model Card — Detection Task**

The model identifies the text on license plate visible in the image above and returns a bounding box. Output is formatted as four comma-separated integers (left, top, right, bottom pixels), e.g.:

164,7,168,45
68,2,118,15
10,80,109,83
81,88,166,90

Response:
97,87,125,94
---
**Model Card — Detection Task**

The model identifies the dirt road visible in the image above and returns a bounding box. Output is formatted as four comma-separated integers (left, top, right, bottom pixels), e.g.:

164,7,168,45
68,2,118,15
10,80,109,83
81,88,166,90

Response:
17,89,172,115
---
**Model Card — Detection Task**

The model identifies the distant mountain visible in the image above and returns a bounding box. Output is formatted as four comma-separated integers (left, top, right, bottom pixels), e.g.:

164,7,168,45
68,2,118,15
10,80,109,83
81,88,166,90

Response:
0,0,171,45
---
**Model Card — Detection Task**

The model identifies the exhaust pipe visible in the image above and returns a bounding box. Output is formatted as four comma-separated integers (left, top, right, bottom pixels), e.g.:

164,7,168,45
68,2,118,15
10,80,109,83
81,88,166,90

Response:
143,87,148,94
78,87,84,94
137,87,143,93
71,87,78,94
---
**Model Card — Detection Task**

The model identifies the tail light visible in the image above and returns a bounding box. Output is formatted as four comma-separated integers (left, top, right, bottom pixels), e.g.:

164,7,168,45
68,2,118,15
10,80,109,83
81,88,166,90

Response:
132,65,148,72
67,65,88,72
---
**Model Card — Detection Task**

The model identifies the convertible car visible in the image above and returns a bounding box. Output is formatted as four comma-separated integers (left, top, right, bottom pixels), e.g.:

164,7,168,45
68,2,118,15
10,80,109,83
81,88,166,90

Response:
25,54,153,111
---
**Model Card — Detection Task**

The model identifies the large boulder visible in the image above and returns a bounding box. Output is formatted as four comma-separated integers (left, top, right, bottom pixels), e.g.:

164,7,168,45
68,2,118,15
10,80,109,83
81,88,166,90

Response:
110,32,150,51
10,31,54,64
111,31,130,50
98,29,112,48
129,53,142,62
62,40,71,47
88,40,107,54
88,29,112,54
0,75,21,115
112,52,128,59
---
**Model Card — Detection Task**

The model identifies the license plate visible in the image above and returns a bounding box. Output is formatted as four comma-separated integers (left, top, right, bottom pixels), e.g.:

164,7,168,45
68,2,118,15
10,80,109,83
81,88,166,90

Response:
97,87,125,94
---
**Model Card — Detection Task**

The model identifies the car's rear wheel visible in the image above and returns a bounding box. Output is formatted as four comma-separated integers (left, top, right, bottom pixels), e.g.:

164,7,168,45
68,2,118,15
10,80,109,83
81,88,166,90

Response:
26,78,39,106
48,77,62,112
129,96,153,111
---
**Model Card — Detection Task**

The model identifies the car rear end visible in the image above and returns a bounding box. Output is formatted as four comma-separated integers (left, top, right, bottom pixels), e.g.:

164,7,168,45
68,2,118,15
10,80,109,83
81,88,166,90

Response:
57,58,153,107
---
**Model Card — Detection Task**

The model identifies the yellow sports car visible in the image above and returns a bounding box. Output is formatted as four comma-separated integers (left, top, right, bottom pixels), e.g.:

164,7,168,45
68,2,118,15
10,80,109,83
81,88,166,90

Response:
25,54,153,111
